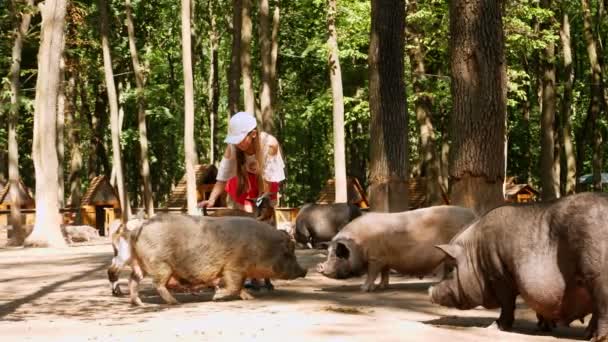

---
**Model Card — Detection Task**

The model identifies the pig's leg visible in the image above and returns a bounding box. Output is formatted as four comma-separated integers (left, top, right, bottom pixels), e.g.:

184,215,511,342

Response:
213,270,254,301
490,287,516,331
129,271,144,306
377,267,390,290
360,262,382,292
589,277,608,340
150,263,179,305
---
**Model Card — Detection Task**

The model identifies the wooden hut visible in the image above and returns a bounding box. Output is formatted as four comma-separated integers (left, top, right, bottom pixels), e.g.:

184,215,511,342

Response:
166,164,223,208
0,180,36,226
316,177,369,208
80,175,120,236
504,183,539,203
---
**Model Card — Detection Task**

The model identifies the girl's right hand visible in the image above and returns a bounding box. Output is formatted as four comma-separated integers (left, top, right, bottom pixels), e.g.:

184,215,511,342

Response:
197,199,215,208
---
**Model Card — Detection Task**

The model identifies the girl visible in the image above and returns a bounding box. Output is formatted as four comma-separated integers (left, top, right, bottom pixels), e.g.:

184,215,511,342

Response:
199,111,286,213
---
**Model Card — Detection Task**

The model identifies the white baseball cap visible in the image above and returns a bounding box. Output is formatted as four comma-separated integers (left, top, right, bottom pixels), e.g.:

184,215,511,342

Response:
224,111,258,144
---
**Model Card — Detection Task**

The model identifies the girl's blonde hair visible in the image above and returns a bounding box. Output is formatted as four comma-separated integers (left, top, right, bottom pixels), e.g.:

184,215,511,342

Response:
234,129,269,197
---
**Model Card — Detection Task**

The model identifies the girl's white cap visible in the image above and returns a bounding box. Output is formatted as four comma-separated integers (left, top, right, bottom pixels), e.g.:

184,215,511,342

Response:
225,112,257,144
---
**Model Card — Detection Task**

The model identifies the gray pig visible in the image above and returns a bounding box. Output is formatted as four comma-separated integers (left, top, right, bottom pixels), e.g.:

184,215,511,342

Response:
295,203,362,248
108,214,307,306
429,192,608,341
317,205,476,292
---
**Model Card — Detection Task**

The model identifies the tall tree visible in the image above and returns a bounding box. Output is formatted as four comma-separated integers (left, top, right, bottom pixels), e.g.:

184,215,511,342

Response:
581,0,607,191
259,0,273,132
449,0,507,215
125,0,154,217
270,3,280,117
241,0,255,115
559,9,576,195
7,0,34,245
182,0,198,214
99,0,129,222
406,0,442,205
25,0,68,247
57,50,66,207
368,0,408,212
207,1,220,164
228,0,242,115
539,0,559,200
66,71,82,209
327,0,347,203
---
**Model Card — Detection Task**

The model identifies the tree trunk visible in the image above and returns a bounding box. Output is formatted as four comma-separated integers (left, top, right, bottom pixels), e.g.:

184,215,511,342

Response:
581,0,607,191
208,1,219,164
99,0,129,222
368,0,408,213
67,71,82,209
125,0,154,217
241,0,255,115
327,0,347,203
57,51,66,207
182,0,198,215
522,61,532,183
228,0,242,115
270,3,280,115
25,0,68,248
559,11,576,195
448,0,507,215
406,7,442,205
259,0,274,133
7,0,34,245
539,0,558,200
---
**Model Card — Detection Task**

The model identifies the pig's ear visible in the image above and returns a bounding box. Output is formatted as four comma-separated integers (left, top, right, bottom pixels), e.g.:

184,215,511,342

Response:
435,244,463,260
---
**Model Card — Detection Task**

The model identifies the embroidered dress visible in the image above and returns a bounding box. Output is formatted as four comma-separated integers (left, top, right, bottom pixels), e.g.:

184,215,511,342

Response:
216,132,285,205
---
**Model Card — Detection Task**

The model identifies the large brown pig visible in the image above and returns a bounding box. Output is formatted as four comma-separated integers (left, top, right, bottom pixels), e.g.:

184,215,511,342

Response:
429,192,608,341
108,214,307,306
317,205,476,292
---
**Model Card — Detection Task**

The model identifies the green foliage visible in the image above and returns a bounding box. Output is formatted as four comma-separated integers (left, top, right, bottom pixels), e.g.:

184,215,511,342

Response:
3,0,608,208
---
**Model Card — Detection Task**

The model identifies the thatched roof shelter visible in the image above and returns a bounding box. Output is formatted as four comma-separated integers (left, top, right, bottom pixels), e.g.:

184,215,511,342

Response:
316,177,369,208
167,164,218,208
0,180,35,209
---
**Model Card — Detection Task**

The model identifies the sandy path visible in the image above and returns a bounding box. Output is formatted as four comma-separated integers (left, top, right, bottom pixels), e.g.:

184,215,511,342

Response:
0,242,587,341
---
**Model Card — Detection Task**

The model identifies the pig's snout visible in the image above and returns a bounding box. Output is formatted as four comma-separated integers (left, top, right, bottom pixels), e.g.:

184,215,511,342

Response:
316,262,325,274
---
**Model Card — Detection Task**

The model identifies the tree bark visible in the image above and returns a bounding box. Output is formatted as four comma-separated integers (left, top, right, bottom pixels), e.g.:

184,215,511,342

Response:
581,0,607,191
406,5,442,205
241,0,255,115
182,0,198,214
7,0,34,245
259,0,274,133
67,71,82,208
57,49,66,207
539,0,558,200
270,3,280,116
448,0,507,215
26,0,68,247
327,0,347,203
228,0,242,115
559,10,576,195
125,0,154,217
99,0,129,222
368,0,408,213
208,1,220,164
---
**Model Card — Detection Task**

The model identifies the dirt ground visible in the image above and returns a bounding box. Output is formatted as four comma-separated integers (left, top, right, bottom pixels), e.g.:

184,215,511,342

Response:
0,240,589,341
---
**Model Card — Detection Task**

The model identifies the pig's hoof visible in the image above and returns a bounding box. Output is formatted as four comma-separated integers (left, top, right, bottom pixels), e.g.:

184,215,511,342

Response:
212,290,235,301
360,283,376,292
239,289,255,300
131,298,145,307
377,283,389,291
112,286,124,297
590,336,608,342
